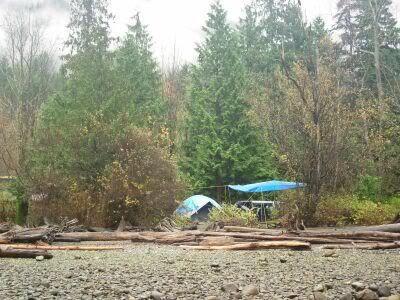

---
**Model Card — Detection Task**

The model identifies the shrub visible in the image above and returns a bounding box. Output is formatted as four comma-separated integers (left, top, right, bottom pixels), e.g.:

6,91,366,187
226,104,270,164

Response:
315,194,398,226
352,201,393,225
208,203,258,227
28,126,182,227
357,175,382,201
172,214,192,228
0,190,16,222
315,195,356,226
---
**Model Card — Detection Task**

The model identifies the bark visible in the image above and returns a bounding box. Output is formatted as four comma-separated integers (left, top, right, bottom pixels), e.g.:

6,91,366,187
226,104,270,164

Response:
180,240,311,251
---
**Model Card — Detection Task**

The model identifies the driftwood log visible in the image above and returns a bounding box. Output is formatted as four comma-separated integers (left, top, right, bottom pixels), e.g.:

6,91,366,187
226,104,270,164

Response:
0,223,10,233
0,227,56,244
361,223,400,233
296,230,400,241
180,240,311,251
223,226,283,235
7,244,123,251
0,248,53,259
321,241,400,250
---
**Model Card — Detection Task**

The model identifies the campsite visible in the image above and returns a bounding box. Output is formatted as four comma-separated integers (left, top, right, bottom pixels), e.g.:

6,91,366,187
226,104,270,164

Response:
1,0,400,299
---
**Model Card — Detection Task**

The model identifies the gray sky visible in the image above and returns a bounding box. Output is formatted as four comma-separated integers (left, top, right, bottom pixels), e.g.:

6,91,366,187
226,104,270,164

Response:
0,0,399,63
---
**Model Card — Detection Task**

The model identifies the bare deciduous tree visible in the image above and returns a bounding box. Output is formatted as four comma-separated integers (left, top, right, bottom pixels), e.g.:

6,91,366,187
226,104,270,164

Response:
0,10,56,176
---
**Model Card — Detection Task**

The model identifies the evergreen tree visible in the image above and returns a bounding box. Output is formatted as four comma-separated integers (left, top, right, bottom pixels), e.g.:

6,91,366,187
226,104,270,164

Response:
181,1,276,201
31,0,115,187
114,13,163,127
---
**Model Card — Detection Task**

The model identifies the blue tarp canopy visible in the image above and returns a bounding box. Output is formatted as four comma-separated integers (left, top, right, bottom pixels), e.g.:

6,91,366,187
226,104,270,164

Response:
228,180,305,193
175,195,221,217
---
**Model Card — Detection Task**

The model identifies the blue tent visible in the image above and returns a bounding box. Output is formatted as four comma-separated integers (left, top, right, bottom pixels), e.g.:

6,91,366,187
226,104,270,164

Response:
175,195,221,221
228,180,305,193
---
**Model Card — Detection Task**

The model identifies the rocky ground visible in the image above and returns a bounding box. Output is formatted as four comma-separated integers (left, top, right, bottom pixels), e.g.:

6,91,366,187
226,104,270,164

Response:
0,242,399,300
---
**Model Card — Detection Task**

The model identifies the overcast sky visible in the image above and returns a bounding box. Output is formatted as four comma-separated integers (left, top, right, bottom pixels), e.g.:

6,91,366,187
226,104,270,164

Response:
0,0,399,64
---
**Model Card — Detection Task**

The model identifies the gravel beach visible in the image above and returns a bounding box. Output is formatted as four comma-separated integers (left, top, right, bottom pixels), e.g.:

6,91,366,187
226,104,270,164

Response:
1,242,399,300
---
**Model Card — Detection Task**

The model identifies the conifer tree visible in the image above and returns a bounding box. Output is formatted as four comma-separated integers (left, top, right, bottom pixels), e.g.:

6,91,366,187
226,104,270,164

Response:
181,1,276,201
114,13,163,127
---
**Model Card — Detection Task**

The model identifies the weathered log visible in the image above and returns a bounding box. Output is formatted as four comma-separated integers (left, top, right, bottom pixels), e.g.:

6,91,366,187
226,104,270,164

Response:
180,240,311,251
0,223,10,233
199,236,235,246
223,226,283,236
57,230,385,245
297,230,400,241
1,227,57,244
361,223,400,233
199,231,374,244
53,237,81,243
57,231,143,241
321,241,400,250
7,244,123,251
132,233,197,245
0,248,53,259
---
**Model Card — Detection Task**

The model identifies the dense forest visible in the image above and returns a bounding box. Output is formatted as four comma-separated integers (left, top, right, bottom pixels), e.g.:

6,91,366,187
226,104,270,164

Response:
0,0,399,227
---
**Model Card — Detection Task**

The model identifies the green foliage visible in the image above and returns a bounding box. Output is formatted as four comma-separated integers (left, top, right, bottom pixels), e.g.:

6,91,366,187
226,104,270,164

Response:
9,178,27,225
357,175,382,200
181,2,277,200
0,190,16,222
26,1,181,226
172,214,192,228
114,13,164,128
30,126,182,226
315,194,398,226
208,203,258,227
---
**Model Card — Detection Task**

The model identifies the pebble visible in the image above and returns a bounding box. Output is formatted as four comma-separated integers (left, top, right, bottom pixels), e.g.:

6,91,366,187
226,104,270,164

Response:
313,292,327,300
0,244,399,299
355,289,379,300
35,256,44,261
221,283,238,293
377,286,392,297
150,291,164,300
313,284,325,292
352,282,366,291
340,292,353,300
242,284,259,296
323,250,336,257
